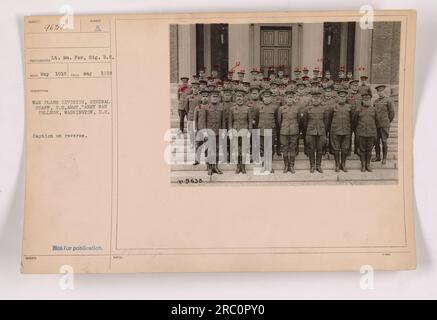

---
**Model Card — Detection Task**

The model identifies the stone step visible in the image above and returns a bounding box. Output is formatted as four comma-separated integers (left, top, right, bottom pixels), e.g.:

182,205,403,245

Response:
170,138,398,147
171,159,398,171
169,132,400,141
171,168,398,184
170,152,398,162
170,110,400,124
170,145,399,153
169,120,400,129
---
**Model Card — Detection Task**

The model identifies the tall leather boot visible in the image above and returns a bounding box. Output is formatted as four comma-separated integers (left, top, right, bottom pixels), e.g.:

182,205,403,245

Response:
235,163,241,174
283,155,289,173
382,145,388,165
207,164,213,176
241,164,247,174
276,144,282,157
289,155,296,174
366,152,373,172
341,152,348,172
372,142,381,162
334,152,340,172
316,152,323,173
309,153,315,173
214,164,223,174
360,153,366,172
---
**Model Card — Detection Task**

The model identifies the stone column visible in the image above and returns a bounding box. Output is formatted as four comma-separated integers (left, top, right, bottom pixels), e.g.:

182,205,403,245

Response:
301,23,324,70
291,24,301,73
228,24,251,76
203,24,211,74
354,24,373,80
370,22,401,85
169,25,179,83
339,23,348,69
178,24,196,79
253,24,261,72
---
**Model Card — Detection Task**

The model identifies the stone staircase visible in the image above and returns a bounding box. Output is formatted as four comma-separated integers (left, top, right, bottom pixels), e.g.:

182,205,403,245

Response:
169,84,399,185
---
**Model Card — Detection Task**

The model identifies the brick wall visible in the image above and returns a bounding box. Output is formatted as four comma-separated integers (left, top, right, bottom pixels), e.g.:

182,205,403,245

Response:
370,22,401,85
170,25,178,83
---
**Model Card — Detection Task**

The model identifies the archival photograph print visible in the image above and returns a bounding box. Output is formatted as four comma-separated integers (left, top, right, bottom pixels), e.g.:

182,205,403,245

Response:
169,22,400,185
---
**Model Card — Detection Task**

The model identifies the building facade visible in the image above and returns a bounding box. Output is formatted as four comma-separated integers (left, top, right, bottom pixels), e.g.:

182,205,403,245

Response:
170,22,400,85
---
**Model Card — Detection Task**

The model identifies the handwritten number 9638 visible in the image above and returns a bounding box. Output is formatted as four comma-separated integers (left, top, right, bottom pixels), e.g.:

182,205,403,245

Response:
178,178,204,185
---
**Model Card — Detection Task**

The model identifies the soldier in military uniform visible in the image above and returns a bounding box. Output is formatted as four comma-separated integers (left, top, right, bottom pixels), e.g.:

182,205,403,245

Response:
302,91,329,173
354,92,378,172
346,71,353,83
205,90,224,175
199,79,208,92
302,75,310,89
372,85,395,164
177,77,190,133
322,87,336,111
270,82,284,156
302,66,310,78
358,75,372,96
346,79,362,156
277,66,285,80
250,68,261,86
198,67,207,81
278,81,287,97
247,86,261,163
193,90,210,166
333,79,343,96
312,67,320,80
229,89,252,174
211,65,220,81
255,90,279,173
242,81,251,94
237,70,245,83
220,89,234,163
288,79,297,93
338,66,346,81
261,77,270,90
185,81,200,149
293,67,302,81
327,90,353,172
324,70,334,89
309,79,321,95
178,77,189,99
278,91,303,173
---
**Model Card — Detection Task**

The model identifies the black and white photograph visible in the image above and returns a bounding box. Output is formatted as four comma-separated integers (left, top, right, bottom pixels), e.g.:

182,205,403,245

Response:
169,22,400,185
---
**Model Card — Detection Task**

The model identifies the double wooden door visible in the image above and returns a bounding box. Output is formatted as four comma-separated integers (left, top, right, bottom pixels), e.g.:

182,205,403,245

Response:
260,28,292,75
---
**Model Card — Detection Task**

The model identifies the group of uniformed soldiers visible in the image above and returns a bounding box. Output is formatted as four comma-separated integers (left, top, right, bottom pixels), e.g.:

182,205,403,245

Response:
177,65,395,175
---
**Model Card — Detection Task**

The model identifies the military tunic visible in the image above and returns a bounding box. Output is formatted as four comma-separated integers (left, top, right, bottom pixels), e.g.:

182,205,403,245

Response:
374,96,395,157
194,103,209,162
328,103,353,152
229,104,252,131
357,84,372,96
186,94,200,121
229,104,252,163
346,91,363,154
294,93,311,112
354,105,378,153
186,94,200,147
256,103,278,135
247,100,261,128
278,104,302,156
177,91,189,132
374,96,395,143
303,105,329,153
205,104,224,164
194,104,208,131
